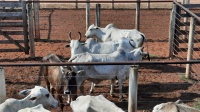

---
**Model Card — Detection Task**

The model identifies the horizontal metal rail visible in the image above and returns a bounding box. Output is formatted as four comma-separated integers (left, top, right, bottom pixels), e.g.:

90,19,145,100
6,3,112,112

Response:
1,60,200,66
24,0,173,3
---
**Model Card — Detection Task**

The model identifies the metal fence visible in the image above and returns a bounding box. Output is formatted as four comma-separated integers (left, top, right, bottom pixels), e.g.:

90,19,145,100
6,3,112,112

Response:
0,0,200,112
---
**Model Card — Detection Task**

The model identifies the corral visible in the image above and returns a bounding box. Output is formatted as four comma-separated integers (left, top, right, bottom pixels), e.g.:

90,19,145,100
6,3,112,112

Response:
0,0,200,112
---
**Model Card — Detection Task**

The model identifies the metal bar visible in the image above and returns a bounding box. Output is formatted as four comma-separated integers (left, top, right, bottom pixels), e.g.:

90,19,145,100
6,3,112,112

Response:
1,60,200,66
0,67,6,104
128,66,138,112
135,0,140,30
186,17,195,78
174,1,200,22
168,4,176,58
25,1,174,3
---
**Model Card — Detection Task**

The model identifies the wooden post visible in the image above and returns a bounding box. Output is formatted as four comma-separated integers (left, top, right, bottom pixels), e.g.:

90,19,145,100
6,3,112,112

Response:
128,66,138,112
28,2,35,58
0,67,6,104
96,3,101,27
168,4,176,58
33,2,40,39
186,17,195,78
22,1,29,54
86,0,90,31
135,0,140,30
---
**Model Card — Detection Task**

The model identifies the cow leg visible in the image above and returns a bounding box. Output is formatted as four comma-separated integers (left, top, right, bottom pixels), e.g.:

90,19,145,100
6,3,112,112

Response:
58,94,64,112
110,79,115,96
89,82,95,94
118,79,123,100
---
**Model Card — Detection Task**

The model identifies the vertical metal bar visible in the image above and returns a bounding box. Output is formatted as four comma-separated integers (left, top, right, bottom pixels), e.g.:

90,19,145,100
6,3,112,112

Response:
22,1,29,54
28,3,35,58
182,0,190,40
86,0,90,31
128,66,138,112
96,3,101,27
135,0,140,30
186,17,195,78
0,67,6,104
168,4,176,58
33,1,40,39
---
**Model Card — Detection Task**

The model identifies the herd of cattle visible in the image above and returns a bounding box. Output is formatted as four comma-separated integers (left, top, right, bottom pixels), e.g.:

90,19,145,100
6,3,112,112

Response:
0,23,199,112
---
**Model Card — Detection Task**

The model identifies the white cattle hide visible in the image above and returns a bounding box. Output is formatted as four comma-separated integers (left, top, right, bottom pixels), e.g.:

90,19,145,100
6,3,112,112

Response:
68,47,147,100
0,86,58,112
153,100,200,112
18,104,50,112
85,23,147,48
70,95,125,112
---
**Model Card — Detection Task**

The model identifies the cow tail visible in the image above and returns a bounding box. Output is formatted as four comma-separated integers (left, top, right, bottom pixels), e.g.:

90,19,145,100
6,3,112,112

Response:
141,34,150,61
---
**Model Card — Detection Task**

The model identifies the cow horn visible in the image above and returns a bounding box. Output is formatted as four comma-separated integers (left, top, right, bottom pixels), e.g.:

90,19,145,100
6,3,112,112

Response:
129,39,135,48
68,32,72,40
78,32,81,41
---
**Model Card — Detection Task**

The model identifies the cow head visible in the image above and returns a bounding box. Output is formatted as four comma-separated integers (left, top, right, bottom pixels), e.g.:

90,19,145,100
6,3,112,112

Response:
65,32,86,57
63,69,84,103
85,24,99,38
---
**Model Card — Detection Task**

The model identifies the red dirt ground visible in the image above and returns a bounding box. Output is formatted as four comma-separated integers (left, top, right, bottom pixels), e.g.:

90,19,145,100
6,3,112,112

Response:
0,9,200,112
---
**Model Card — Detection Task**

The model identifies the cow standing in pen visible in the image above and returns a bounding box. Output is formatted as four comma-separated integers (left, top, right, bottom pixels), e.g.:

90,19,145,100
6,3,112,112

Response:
66,47,148,100
40,53,76,111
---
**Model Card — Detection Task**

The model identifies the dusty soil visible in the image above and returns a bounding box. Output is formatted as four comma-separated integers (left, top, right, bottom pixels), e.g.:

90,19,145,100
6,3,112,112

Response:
0,8,200,112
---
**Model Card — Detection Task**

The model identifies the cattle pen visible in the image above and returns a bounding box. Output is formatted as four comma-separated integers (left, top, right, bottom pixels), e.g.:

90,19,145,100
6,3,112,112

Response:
0,0,200,112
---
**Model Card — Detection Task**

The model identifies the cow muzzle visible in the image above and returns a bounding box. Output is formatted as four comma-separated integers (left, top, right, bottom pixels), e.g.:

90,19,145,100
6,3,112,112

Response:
64,90,71,94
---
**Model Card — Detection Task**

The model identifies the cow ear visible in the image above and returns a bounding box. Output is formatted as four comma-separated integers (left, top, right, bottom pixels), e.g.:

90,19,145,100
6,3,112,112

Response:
18,89,31,97
65,44,70,48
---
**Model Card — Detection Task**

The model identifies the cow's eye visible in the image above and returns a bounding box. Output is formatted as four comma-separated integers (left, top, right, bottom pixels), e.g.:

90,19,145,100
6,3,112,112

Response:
45,94,49,98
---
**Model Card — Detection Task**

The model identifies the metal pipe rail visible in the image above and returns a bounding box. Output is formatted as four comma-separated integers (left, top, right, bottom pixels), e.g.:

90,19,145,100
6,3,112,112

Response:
1,60,200,66
24,1,173,3
174,1,200,22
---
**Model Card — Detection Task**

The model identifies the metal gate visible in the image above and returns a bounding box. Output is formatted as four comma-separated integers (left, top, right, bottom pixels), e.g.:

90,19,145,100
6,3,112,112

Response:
0,1,29,54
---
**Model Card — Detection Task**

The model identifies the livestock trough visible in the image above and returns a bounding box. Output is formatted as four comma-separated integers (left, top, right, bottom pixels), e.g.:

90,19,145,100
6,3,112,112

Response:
0,0,200,112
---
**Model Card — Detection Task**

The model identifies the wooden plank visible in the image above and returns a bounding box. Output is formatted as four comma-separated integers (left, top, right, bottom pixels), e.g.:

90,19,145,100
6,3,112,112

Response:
0,9,22,12
0,40,25,44
181,13,200,17
0,31,23,35
0,49,23,52
183,4,200,9
0,16,22,20
0,22,23,27
0,29,26,52
0,2,22,7
180,30,200,35
0,12,22,18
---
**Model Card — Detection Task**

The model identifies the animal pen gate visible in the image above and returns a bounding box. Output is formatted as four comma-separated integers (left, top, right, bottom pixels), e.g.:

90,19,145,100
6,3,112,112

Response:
169,1,200,78
0,1,35,57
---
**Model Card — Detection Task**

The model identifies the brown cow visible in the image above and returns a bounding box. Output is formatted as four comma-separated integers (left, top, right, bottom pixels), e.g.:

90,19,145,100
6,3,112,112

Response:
153,100,200,112
40,53,72,111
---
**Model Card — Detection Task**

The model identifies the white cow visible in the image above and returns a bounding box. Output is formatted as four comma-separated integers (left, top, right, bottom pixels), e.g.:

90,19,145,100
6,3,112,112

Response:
67,47,147,100
65,32,137,57
70,95,125,112
18,104,50,112
0,86,58,112
85,23,147,48
153,100,200,112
